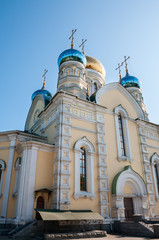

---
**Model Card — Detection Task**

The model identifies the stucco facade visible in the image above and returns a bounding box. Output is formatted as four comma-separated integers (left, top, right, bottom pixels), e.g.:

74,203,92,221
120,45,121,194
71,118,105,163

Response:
0,44,159,225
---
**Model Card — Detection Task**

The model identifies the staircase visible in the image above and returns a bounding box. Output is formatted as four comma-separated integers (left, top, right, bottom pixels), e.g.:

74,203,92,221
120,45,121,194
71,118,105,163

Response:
114,220,154,238
0,223,16,236
139,221,154,234
8,219,40,238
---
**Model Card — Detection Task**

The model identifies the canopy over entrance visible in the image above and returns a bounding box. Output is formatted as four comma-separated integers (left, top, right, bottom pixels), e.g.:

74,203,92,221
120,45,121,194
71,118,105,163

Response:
35,210,104,221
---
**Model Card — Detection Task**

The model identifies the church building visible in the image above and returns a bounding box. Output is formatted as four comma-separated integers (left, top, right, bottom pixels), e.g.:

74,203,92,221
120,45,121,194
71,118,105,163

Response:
0,31,159,226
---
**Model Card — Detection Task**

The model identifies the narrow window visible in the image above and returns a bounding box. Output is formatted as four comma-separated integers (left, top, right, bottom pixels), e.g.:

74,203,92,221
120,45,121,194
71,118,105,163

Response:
0,164,2,182
94,83,97,92
67,69,70,75
118,114,126,156
155,164,159,192
80,147,87,191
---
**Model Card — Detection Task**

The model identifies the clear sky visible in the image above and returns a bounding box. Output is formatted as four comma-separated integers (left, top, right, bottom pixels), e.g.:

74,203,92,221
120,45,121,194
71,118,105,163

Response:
1,0,159,131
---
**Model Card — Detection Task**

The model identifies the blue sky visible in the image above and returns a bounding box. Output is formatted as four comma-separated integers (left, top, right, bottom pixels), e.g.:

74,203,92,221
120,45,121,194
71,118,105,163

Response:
1,0,159,131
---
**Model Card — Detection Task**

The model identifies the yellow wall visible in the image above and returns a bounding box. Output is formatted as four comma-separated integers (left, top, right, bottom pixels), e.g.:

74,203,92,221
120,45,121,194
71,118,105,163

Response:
0,142,10,216
100,89,138,119
44,122,56,144
7,150,19,218
34,150,54,212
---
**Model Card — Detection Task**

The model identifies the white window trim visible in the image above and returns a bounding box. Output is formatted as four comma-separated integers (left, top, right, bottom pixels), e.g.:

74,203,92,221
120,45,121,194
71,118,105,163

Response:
0,159,6,198
74,137,96,200
114,105,132,162
13,157,21,197
151,153,159,201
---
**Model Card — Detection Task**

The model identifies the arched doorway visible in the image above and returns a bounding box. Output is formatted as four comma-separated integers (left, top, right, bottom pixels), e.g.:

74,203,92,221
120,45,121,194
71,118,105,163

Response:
112,166,148,220
36,196,44,220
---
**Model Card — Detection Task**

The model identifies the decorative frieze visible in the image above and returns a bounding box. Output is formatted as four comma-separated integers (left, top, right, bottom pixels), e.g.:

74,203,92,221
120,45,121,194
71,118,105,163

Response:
72,108,95,121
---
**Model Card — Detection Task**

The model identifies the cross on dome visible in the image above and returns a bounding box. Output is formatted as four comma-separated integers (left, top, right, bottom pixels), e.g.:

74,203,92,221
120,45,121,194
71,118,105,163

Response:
115,63,123,80
42,69,48,88
79,39,87,55
122,56,130,74
69,29,77,49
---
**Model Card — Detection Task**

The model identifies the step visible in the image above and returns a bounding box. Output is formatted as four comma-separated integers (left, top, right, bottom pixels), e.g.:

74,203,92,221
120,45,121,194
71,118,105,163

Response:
44,230,107,239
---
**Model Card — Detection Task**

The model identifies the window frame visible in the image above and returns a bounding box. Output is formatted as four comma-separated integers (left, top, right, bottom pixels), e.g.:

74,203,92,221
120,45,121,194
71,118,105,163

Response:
0,159,6,197
80,147,87,191
151,153,159,201
74,137,96,200
114,105,132,162
13,157,22,197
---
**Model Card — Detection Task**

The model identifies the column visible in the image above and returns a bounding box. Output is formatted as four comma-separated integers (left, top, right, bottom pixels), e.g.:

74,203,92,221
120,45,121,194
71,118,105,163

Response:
16,143,38,222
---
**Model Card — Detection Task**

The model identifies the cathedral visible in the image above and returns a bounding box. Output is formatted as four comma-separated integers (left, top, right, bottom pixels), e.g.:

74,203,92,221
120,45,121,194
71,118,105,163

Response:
0,31,159,227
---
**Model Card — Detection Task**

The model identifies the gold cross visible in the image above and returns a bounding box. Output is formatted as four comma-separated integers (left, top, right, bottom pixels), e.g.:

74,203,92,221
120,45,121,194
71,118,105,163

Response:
69,29,77,49
122,56,130,73
115,63,123,80
79,39,87,54
42,69,48,88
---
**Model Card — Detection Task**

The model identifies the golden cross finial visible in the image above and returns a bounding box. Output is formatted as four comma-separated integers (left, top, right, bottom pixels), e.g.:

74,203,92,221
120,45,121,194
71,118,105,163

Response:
42,69,48,88
122,56,130,74
79,39,87,54
115,63,123,80
69,29,77,49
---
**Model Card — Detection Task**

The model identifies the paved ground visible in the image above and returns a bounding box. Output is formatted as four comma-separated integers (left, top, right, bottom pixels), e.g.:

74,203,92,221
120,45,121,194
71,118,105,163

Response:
0,234,157,240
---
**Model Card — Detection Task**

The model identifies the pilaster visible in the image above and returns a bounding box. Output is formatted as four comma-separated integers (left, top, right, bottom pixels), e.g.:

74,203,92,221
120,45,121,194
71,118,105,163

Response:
53,102,71,210
137,121,155,217
96,113,110,218
1,135,16,218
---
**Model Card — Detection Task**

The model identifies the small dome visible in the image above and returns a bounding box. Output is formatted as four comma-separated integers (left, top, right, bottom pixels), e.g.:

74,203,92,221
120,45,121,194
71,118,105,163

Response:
31,86,52,101
86,56,105,78
58,48,86,66
120,73,141,88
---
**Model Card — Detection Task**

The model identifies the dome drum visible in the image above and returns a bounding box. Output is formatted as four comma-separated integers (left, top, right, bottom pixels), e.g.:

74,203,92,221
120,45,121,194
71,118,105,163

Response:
58,61,85,81
85,68,105,86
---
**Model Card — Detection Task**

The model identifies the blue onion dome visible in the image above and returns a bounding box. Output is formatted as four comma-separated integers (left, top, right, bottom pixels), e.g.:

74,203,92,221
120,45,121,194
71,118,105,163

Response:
58,48,86,66
120,72,141,88
31,85,52,102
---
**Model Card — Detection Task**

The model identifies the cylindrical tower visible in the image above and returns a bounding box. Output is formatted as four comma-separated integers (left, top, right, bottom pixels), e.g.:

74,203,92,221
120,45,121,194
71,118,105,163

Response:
57,48,87,99
120,72,149,120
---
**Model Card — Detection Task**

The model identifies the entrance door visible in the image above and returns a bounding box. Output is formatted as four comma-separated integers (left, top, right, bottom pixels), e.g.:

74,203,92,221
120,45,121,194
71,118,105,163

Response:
36,196,44,220
124,197,134,221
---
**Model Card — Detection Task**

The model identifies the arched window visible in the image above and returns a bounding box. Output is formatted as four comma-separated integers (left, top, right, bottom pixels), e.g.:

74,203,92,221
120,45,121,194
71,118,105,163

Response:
114,105,132,162
74,137,95,200
80,147,87,191
118,114,126,156
155,164,159,192
0,164,2,182
0,160,6,197
94,83,97,92
151,153,159,200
